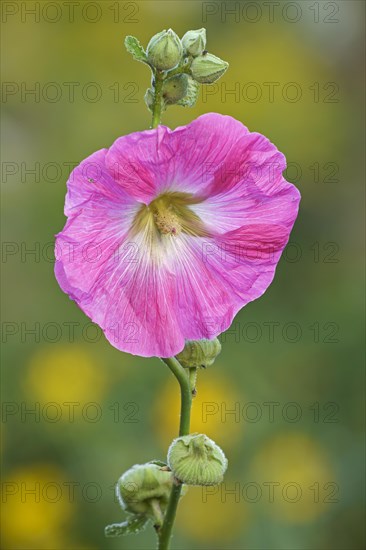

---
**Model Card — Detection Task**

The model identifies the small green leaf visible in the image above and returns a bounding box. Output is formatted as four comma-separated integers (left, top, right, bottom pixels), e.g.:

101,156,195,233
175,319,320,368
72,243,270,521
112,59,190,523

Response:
105,515,149,537
177,76,200,107
124,36,148,63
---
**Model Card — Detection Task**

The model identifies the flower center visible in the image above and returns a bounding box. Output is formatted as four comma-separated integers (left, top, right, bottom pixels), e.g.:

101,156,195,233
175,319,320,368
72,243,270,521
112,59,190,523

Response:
131,192,208,240
152,198,182,236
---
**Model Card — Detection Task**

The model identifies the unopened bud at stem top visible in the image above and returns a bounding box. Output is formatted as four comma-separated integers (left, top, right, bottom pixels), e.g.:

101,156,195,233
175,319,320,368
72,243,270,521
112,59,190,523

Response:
191,52,228,84
147,29,183,71
182,28,206,57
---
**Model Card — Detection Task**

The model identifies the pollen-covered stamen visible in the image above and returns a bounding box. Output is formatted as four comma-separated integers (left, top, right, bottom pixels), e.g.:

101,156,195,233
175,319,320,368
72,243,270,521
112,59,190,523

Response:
153,204,182,236
130,192,208,241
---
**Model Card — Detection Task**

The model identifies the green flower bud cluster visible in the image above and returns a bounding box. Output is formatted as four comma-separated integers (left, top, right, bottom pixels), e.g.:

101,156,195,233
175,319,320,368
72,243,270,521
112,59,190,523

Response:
106,435,227,537
125,28,228,114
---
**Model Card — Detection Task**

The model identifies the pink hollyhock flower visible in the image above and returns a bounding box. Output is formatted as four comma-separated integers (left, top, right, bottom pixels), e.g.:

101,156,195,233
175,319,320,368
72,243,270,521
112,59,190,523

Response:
55,113,300,358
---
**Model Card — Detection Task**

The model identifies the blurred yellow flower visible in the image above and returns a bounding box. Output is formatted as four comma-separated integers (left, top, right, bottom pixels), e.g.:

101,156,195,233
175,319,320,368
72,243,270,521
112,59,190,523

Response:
1,464,72,549
153,370,244,448
249,432,336,522
24,345,108,407
176,484,248,542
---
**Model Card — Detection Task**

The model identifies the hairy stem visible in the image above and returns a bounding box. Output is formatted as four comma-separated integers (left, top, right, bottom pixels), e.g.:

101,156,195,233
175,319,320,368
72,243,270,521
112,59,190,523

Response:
150,62,192,128
151,70,164,129
158,357,192,549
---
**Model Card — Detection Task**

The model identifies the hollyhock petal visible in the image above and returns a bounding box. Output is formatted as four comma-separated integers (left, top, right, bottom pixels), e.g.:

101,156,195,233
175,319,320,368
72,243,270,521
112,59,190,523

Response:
64,149,132,216
189,128,298,233
168,221,295,342
206,131,289,197
165,235,237,342
55,196,139,299
104,113,249,202
212,223,293,300
57,230,239,358
192,174,300,234
105,127,168,203
163,113,250,194
57,221,186,357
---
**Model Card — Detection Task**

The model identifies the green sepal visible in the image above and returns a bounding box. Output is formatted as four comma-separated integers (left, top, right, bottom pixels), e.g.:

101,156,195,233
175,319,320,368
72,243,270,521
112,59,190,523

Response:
105,515,149,537
148,459,168,468
144,88,154,112
177,76,200,107
124,36,148,64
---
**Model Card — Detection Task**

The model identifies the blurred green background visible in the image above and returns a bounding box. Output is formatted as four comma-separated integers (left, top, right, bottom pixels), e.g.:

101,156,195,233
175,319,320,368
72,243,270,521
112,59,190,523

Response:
1,1,365,549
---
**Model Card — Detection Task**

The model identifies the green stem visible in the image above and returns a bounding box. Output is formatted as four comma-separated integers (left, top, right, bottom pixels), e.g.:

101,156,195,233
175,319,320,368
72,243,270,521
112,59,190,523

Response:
151,70,164,129
189,367,198,397
158,356,192,549
161,356,192,437
158,483,183,550
150,63,192,129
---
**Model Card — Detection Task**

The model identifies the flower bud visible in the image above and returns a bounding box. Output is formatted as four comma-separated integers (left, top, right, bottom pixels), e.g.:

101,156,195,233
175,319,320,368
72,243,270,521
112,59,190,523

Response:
147,29,183,71
144,88,154,111
168,433,227,486
175,338,221,368
182,28,206,57
162,74,189,105
116,463,173,519
190,53,228,84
